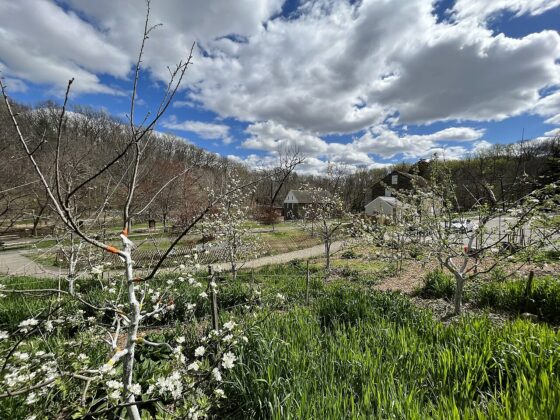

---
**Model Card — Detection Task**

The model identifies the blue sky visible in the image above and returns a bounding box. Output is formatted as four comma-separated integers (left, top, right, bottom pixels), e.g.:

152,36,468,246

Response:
1,0,560,174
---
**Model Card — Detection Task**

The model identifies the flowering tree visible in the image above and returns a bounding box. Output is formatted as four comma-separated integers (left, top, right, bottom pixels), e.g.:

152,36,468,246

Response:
0,4,262,418
302,187,348,271
403,157,560,315
207,174,261,280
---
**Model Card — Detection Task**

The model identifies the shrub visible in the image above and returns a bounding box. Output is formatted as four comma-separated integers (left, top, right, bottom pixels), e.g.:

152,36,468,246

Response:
477,276,560,322
340,250,358,259
417,269,455,299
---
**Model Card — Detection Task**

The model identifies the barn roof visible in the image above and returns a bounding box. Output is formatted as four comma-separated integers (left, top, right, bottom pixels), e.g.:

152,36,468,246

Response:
369,196,403,207
285,189,331,203
392,171,428,186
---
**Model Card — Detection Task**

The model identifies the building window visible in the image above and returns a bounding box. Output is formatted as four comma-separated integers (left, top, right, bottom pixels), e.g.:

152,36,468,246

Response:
385,188,391,197
391,175,398,185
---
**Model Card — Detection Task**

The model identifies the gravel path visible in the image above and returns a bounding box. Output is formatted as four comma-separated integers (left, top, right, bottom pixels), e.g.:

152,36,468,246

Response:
0,240,346,279
212,240,346,271
0,250,61,278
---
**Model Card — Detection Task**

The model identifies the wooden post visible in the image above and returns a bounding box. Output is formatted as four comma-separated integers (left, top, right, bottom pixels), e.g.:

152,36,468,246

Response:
524,270,534,303
306,260,310,305
208,265,219,331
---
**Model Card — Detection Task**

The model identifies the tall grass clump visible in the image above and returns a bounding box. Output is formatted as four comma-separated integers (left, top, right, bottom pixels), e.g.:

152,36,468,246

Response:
220,285,560,419
417,269,455,299
477,276,560,321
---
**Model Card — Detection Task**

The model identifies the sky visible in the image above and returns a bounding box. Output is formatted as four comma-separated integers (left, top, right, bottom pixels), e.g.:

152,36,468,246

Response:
1,0,560,175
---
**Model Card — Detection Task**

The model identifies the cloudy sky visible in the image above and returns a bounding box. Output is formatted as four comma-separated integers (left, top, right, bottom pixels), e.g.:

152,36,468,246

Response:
1,0,560,174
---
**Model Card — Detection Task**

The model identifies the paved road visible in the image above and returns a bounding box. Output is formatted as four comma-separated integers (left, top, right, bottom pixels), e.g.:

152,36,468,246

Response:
0,251,61,278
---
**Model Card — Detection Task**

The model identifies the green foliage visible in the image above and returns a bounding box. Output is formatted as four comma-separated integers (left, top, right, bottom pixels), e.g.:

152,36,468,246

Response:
221,286,560,419
417,269,455,299
477,276,560,322
340,249,358,259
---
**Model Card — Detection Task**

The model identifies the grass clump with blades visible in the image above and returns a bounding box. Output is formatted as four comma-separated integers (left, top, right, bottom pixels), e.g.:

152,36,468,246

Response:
220,284,560,419
417,269,455,299
477,275,560,322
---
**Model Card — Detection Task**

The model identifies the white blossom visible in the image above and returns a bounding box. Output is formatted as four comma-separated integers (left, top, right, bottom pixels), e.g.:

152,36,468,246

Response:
25,392,38,405
129,383,142,395
223,321,236,331
212,368,222,382
106,380,123,389
14,352,29,361
0,330,8,340
18,318,38,330
194,346,205,357
187,362,199,371
222,352,237,369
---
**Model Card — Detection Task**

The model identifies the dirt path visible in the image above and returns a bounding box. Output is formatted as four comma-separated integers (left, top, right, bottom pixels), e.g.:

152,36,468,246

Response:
211,240,346,271
0,251,61,278
0,240,347,279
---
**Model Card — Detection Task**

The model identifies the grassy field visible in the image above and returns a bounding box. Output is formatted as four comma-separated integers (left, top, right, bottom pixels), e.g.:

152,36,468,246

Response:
1,258,560,418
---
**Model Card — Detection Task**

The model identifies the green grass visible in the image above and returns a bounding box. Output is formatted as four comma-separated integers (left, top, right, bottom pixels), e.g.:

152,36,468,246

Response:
416,269,455,299
3,264,560,418
221,285,560,419
477,275,560,322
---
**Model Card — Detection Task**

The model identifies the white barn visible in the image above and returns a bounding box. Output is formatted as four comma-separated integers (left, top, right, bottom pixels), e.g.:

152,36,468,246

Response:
364,196,403,219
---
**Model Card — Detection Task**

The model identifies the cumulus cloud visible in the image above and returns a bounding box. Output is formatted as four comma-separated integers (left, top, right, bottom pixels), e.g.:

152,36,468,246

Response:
533,91,560,123
353,125,485,159
162,117,232,144
1,0,559,167
242,120,486,164
0,0,130,94
452,0,560,23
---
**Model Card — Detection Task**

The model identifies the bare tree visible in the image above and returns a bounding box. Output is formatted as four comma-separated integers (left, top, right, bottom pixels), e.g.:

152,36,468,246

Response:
407,157,559,315
263,148,304,230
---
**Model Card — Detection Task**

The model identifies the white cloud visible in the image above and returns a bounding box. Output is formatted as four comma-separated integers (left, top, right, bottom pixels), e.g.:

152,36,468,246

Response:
452,0,560,23
533,91,560,121
353,125,484,159
0,77,27,93
242,120,485,166
544,128,560,138
162,117,232,144
1,0,559,166
545,114,560,125
0,0,130,94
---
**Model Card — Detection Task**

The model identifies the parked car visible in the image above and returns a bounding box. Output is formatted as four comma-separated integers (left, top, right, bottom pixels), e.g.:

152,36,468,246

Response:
448,219,477,234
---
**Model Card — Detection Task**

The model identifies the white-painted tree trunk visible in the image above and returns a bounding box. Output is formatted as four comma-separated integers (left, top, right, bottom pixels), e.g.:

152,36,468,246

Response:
122,239,141,420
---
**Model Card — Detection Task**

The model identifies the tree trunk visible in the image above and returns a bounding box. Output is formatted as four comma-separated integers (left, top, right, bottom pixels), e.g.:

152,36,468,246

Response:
32,204,46,237
122,241,141,420
453,273,465,315
67,273,75,296
325,241,331,271
231,261,237,281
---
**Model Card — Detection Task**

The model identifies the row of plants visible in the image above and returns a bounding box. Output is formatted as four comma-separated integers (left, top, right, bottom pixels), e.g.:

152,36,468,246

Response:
416,269,560,322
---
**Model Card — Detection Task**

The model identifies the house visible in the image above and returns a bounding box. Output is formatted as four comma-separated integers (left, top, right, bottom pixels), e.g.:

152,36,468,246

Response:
364,170,429,220
283,190,330,220
370,170,427,200
365,196,404,220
